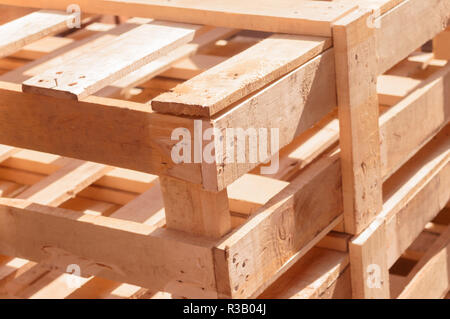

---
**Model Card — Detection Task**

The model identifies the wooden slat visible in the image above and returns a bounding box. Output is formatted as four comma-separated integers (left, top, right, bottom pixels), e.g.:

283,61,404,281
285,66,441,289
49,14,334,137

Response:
376,0,450,74
0,10,74,58
22,21,201,100
0,81,204,187
214,148,343,298
0,198,217,298
383,127,450,267
152,35,331,117
377,74,421,106
398,226,450,299
207,49,336,190
96,28,238,97
333,10,383,234
349,218,390,298
380,63,450,180
258,248,350,299
0,0,357,36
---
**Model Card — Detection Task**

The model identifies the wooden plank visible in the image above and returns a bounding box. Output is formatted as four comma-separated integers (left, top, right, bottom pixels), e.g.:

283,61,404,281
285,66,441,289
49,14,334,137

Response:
384,127,450,267
96,28,238,97
23,21,200,100
258,248,350,299
262,110,339,181
376,0,450,74
380,63,450,180
0,198,217,298
349,218,390,298
0,82,204,187
160,54,227,80
398,226,450,299
160,176,231,238
333,10,383,234
214,148,343,298
0,0,357,36
152,35,332,117
0,10,74,58
377,74,421,106
0,5,35,25
16,160,112,206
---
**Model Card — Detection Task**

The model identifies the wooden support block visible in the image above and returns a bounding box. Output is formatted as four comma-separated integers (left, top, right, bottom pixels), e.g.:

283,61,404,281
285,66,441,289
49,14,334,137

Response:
333,10,383,234
160,176,232,239
350,218,390,299
23,21,201,100
434,30,450,60
0,10,74,58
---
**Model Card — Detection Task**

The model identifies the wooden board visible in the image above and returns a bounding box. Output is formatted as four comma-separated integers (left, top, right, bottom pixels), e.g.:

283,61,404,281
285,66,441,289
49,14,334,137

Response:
152,35,331,117
0,10,75,58
0,0,357,36
376,0,450,74
22,21,200,100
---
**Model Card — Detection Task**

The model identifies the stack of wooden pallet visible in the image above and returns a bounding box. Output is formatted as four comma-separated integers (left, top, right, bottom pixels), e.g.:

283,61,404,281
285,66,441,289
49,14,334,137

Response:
0,0,448,299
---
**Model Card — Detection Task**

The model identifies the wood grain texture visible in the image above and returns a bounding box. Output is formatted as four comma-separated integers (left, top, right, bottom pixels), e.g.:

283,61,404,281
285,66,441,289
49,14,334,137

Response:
0,0,357,36
376,0,450,74
152,34,331,117
23,21,200,100
0,10,73,58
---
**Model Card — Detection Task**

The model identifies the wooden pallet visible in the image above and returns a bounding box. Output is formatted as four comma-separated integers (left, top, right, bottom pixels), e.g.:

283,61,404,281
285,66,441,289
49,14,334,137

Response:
0,1,448,299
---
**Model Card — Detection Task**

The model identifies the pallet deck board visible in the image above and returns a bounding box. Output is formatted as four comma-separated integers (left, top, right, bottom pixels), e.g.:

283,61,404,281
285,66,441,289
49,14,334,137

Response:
0,0,357,36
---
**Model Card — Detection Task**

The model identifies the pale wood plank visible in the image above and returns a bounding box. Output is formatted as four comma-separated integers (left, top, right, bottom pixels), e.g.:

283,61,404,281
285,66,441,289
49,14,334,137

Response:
0,198,217,298
376,0,450,74
160,176,231,238
23,21,201,100
0,0,357,36
0,10,74,58
227,174,289,215
16,160,112,206
398,226,450,299
152,34,331,117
